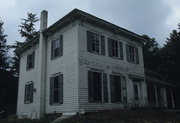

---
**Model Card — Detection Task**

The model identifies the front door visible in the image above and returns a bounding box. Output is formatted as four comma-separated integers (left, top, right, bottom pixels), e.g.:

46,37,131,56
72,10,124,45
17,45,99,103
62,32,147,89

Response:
133,82,140,106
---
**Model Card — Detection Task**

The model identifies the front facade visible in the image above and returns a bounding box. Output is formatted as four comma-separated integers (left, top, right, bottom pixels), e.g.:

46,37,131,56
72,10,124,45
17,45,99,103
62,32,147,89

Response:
16,9,164,119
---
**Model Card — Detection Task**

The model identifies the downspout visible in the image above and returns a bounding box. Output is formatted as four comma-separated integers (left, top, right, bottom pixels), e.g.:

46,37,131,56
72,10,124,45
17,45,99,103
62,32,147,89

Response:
39,10,48,118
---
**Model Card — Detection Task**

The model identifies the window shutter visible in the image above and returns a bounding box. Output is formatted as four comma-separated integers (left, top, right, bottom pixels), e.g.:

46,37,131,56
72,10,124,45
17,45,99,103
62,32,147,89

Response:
103,73,108,103
119,42,123,60
101,35,105,55
135,47,139,64
88,71,94,102
126,45,130,62
108,38,112,57
24,84,28,103
87,31,92,52
30,82,34,103
51,40,54,60
32,51,35,68
60,35,63,57
26,55,29,69
59,74,63,104
110,75,115,103
122,76,127,103
50,77,54,105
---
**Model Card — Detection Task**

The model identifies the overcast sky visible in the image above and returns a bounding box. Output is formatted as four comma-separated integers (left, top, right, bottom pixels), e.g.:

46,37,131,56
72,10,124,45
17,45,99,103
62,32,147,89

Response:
1,0,180,46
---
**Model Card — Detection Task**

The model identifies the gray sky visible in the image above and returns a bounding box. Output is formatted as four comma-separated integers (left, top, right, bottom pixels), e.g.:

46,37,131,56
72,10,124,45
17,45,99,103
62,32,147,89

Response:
1,0,180,46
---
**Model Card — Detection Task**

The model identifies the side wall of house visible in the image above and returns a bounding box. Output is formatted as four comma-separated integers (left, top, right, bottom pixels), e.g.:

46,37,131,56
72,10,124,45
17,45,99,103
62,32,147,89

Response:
77,22,147,112
17,44,40,119
45,23,79,114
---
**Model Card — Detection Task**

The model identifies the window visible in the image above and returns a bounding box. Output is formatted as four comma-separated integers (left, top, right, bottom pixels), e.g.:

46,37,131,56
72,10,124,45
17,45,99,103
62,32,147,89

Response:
110,75,127,103
27,51,35,70
50,74,63,105
51,35,63,60
134,83,139,101
88,71,108,103
24,82,34,104
108,38,123,59
87,31,105,55
126,45,139,64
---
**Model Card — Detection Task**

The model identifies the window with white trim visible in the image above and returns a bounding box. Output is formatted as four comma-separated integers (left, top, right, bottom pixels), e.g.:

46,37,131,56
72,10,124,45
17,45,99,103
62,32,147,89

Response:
110,74,127,103
50,73,63,105
88,70,108,103
87,31,105,55
24,82,34,104
51,35,63,60
126,45,139,64
108,38,123,59
27,51,35,70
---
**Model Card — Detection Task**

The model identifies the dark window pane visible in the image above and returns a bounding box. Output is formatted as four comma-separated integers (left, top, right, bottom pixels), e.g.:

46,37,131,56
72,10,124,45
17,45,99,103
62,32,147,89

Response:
114,75,122,102
134,84,139,100
93,72,102,102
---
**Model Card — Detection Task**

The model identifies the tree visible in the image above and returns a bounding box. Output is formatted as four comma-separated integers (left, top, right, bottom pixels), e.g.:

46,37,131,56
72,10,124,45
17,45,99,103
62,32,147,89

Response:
142,35,160,71
0,19,9,71
18,12,39,42
157,26,180,84
0,19,18,115
12,12,39,76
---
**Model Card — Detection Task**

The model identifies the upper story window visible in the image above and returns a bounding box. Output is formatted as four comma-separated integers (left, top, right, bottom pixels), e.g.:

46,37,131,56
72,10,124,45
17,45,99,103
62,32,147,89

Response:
108,38,123,59
24,81,34,104
50,73,63,105
51,35,63,60
88,71,108,103
27,51,35,70
110,74,127,103
87,31,105,55
126,45,139,64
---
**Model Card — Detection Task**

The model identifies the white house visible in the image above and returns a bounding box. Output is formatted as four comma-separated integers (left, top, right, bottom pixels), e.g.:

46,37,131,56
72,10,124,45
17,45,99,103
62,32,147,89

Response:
16,9,161,119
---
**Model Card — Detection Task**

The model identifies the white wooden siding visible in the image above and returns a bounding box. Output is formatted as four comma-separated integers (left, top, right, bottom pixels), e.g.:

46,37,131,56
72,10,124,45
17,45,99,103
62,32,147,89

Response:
17,44,40,119
45,24,79,114
77,22,147,111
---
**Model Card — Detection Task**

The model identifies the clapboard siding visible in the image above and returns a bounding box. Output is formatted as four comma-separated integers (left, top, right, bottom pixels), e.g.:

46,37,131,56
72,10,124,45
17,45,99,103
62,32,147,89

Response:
77,23,147,111
45,24,79,114
17,44,40,119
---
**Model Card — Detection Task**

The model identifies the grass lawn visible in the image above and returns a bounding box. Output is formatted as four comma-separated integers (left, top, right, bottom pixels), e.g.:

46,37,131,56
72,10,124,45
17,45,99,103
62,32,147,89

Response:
1,109,180,123
61,109,180,123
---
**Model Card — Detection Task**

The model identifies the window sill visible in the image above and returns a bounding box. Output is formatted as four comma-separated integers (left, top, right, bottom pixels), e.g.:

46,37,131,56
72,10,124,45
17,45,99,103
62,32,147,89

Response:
110,56,123,60
50,103,63,105
26,67,34,71
51,55,62,61
127,60,139,64
88,51,104,56
25,101,33,104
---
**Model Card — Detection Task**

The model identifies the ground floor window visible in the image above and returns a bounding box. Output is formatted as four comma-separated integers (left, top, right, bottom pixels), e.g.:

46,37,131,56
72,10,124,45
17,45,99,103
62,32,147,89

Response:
24,82,34,104
88,71,108,103
50,73,63,105
110,74,127,103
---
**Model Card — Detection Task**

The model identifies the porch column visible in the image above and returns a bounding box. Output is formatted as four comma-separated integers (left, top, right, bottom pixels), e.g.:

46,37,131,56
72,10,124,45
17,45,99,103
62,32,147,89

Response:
171,88,175,108
154,86,158,107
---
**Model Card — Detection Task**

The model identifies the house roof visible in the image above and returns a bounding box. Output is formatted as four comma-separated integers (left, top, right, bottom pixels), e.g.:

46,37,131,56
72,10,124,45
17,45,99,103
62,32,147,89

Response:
15,8,146,55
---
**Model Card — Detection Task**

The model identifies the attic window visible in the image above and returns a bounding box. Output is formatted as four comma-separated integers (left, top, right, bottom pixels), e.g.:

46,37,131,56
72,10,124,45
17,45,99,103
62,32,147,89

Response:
51,35,63,60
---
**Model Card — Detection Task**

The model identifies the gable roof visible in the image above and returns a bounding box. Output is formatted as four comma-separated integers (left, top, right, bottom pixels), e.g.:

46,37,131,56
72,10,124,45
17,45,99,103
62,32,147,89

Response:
15,9,146,55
